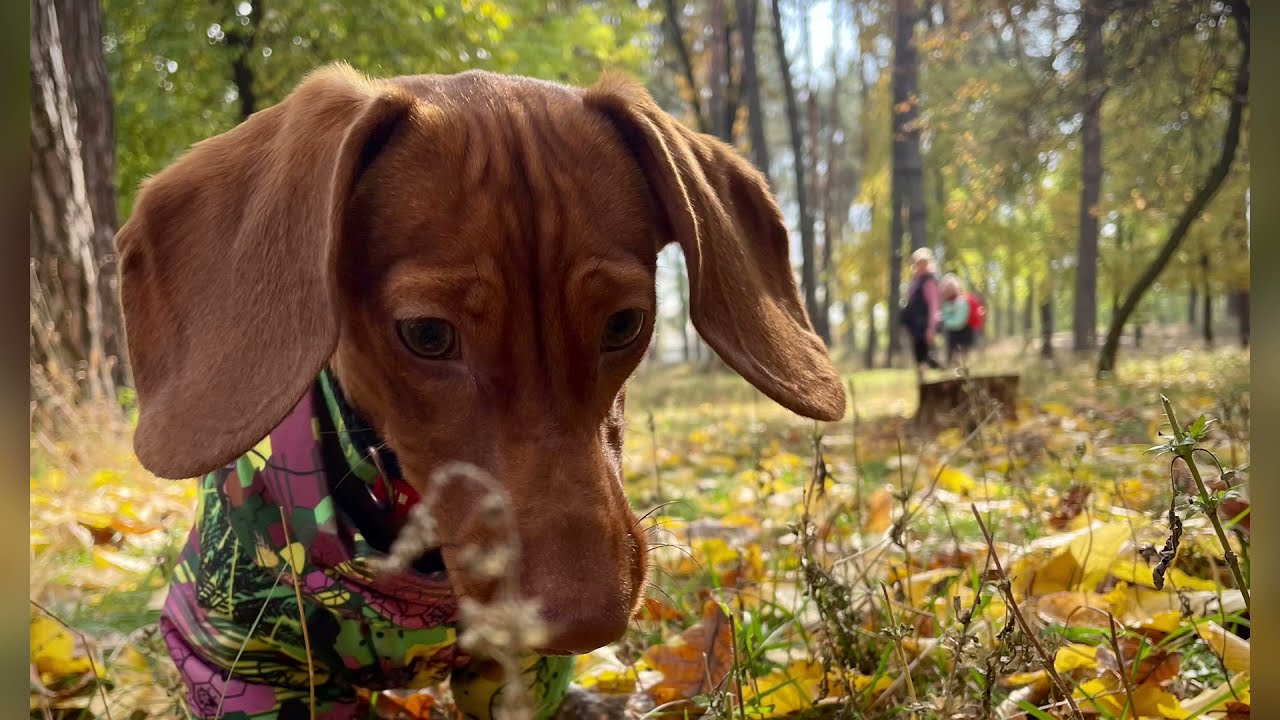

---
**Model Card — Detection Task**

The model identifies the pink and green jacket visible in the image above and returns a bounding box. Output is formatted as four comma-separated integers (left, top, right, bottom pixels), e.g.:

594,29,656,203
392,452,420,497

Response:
161,371,572,719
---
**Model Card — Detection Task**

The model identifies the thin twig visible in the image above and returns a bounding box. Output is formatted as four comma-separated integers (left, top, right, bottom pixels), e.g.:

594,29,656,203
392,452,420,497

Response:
879,583,919,718
278,508,317,720
970,504,1085,720
1106,613,1136,720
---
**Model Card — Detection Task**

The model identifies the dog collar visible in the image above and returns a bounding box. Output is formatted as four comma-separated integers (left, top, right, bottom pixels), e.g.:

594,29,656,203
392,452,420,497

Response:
317,369,423,524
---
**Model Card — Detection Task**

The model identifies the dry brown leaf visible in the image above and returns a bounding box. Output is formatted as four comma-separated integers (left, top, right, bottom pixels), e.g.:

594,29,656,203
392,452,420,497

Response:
634,597,685,622
1035,591,1114,628
641,600,734,708
1048,483,1092,530
863,487,893,534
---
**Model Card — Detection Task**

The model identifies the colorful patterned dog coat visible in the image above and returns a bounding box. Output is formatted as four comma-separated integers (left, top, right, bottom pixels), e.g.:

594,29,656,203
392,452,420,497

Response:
161,371,573,719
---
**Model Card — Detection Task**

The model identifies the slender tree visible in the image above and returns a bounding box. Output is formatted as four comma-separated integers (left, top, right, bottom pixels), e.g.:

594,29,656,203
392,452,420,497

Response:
886,0,926,364
1097,0,1249,375
770,0,820,330
1074,0,1105,353
736,0,771,179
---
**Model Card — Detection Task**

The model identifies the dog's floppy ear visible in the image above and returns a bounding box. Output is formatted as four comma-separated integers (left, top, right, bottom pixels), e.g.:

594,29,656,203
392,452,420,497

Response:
584,76,845,421
116,63,417,478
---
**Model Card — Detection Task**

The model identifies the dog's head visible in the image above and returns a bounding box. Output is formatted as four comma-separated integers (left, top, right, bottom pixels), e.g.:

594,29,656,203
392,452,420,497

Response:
117,64,844,654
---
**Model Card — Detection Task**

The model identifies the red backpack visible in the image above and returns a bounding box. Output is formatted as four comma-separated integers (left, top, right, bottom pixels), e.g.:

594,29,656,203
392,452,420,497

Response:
966,292,986,332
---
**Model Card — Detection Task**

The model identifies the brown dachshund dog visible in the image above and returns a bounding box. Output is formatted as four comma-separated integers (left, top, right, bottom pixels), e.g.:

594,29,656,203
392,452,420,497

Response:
117,64,844,715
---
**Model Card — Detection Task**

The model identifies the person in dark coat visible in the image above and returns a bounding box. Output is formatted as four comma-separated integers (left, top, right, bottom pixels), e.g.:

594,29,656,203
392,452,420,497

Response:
899,247,941,380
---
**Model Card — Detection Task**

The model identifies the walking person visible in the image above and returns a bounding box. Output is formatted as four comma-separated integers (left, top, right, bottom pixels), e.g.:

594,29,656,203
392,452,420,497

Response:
940,274,977,367
899,247,942,380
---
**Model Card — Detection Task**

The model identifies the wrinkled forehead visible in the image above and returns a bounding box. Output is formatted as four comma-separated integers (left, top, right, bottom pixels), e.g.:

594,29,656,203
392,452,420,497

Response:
348,74,658,282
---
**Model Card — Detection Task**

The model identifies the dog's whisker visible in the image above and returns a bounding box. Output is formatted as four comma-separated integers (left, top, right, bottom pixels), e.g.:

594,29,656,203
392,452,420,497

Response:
329,441,391,492
643,580,679,608
634,499,690,527
642,517,681,535
649,565,692,589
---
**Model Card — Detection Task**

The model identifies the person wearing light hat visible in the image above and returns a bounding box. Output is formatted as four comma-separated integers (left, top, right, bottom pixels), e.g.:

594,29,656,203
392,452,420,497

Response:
898,247,942,379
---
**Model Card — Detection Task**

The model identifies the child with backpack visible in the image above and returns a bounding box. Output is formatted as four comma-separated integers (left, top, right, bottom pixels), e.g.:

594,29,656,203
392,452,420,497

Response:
940,274,985,366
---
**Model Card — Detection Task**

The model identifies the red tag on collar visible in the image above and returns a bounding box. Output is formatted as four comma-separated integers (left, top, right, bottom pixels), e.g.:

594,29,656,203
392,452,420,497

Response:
369,474,423,523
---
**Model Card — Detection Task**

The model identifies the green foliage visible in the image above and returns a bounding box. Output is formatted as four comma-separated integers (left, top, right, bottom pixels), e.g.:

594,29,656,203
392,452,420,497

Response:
103,0,656,218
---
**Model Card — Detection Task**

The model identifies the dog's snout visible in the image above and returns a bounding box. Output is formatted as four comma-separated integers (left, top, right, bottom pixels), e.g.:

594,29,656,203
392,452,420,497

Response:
517,503,648,655
536,601,632,655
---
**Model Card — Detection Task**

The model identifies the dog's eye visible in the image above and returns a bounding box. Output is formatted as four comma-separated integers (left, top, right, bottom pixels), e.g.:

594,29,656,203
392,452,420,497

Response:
397,318,458,359
602,309,646,351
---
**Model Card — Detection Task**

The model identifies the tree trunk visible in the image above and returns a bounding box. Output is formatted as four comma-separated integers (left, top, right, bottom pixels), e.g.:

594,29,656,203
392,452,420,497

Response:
807,92,827,342
887,192,905,363
1023,280,1034,339
1234,289,1249,347
817,13,846,348
674,251,692,363
1040,298,1054,359
843,301,857,357
894,0,928,254
770,0,820,333
661,0,709,134
887,0,925,363
707,0,731,140
224,0,261,120
30,0,127,404
1096,1,1248,376
1074,0,1105,353
1201,255,1214,347
864,303,878,369
1004,279,1016,340
1188,286,1198,327
736,0,770,179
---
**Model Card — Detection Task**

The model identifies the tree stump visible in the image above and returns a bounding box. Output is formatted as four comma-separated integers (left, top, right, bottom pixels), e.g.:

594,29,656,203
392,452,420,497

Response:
914,374,1020,433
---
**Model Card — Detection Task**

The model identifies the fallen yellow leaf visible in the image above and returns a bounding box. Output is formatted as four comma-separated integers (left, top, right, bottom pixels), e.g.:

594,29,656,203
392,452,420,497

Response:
1054,643,1098,673
30,615,92,680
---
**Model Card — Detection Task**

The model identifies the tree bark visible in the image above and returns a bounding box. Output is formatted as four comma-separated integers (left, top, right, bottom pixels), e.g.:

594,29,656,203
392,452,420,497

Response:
1233,289,1249,347
770,0,820,333
1188,286,1198,327
1201,255,1214,347
224,0,261,120
817,10,847,348
1040,298,1054,359
864,303,878,369
674,250,692,363
1096,1,1248,376
887,192,905,364
1023,279,1034,339
661,0,709,134
1004,279,1015,340
736,0,770,179
30,0,127,403
1074,0,1105,353
843,301,857,357
894,0,928,255
707,0,731,140
887,0,926,363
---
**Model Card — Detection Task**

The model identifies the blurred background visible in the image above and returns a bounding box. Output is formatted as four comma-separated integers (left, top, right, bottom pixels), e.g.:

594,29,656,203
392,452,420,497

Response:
32,0,1249,398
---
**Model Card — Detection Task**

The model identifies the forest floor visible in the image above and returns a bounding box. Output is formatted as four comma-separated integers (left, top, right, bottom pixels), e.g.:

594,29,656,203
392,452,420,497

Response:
30,332,1251,719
